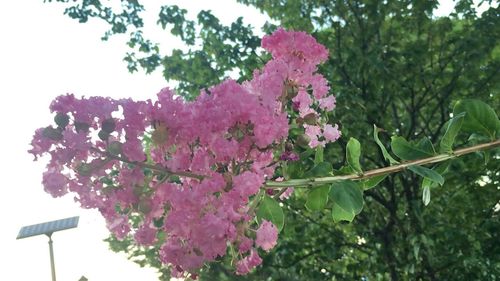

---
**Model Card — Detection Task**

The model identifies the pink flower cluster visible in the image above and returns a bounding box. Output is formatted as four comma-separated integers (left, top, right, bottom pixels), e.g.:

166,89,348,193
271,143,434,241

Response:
29,28,339,277
261,28,341,148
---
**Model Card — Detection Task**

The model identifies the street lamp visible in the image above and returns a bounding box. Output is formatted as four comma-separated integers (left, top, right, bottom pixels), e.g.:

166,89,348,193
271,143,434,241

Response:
17,216,79,281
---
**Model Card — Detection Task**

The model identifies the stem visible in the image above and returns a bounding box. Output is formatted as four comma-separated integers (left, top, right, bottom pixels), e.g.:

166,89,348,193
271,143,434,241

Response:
248,189,264,216
90,139,499,186
264,139,500,188
91,147,205,181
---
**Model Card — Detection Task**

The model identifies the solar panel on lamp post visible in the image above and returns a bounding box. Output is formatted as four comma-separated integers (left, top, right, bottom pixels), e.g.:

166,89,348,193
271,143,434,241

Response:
17,216,79,281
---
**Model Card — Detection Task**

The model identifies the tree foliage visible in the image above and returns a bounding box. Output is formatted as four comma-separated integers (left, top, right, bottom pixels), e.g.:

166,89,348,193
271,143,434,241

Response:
44,0,499,280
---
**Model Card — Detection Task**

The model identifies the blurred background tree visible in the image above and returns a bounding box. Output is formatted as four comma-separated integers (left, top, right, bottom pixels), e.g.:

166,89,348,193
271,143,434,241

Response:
44,0,499,280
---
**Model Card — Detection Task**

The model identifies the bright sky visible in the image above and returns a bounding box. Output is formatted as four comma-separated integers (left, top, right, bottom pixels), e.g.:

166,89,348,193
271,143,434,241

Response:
0,1,488,280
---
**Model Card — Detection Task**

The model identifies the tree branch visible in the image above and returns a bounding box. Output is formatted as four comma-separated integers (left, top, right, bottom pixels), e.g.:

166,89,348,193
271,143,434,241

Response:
265,139,500,188
90,138,500,188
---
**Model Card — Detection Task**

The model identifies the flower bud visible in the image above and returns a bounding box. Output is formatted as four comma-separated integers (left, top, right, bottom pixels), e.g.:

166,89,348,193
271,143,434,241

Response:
54,112,69,128
102,118,116,133
152,124,168,146
296,134,311,147
42,126,63,141
75,122,90,133
193,248,203,257
223,173,233,192
76,163,93,177
133,185,143,197
285,83,299,99
280,151,299,161
303,113,318,125
107,141,123,156
234,129,244,141
138,198,152,214
98,130,109,141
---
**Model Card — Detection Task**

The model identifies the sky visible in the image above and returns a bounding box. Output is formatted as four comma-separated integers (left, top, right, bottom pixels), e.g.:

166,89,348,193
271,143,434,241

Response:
0,1,488,280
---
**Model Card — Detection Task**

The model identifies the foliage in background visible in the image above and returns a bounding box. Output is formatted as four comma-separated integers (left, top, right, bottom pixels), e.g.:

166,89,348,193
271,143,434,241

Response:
44,0,499,280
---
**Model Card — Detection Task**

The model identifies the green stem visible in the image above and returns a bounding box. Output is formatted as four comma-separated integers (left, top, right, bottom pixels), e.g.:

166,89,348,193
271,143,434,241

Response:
264,139,500,189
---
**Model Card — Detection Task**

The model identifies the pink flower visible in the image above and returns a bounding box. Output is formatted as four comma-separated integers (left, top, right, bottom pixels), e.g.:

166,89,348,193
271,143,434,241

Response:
323,124,341,142
122,138,145,162
238,236,253,253
279,187,295,200
236,249,262,275
42,168,68,197
273,178,294,200
191,148,214,172
310,74,330,99
305,124,321,138
255,220,278,251
134,224,157,246
280,151,299,161
293,89,312,112
29,128,57,160
261,28,329,65
309,138,326,148
233,171,262,197
318,95,336,111
304,124,323,148
106,215,131,240
49,94,76,113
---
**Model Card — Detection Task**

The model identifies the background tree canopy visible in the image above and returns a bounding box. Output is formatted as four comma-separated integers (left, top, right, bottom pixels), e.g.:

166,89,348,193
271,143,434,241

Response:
45,0,499,280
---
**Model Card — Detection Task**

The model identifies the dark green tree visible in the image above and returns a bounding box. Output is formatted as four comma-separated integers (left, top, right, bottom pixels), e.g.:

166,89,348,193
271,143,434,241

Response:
44,0,499,280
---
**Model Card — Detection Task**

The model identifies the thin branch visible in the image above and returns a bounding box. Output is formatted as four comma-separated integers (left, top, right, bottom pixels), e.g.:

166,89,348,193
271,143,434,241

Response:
265,139,500,188
90,138,500,188
90,147,206,181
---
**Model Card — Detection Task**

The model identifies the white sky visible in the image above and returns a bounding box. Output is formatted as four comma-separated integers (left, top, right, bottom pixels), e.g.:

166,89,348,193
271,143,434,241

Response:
0,1,489,280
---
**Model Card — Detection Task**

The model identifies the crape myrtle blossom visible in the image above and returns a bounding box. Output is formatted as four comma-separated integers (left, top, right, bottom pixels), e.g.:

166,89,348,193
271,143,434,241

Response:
28,28,340,277
256,220,278,251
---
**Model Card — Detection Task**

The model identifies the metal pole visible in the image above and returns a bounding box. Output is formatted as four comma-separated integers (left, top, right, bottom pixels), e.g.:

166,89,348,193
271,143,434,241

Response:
47,233,56,281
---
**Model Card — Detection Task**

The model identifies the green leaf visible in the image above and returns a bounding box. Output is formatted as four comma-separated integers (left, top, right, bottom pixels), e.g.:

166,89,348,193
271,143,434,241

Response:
416,137,436,155
304,162,332,178
346,137,362,174
305,185,331,211
373,125,399,165
256,195,284,232
287,161,304,179
362,174,387,190
300,148,315,159
408,165,444,186
439,112,466,153
453,99,500,140
314,146,324,165
422,185,431,206
334,165,354,175
391,136,435,160
421,161,450,190
331,202,356,222
330,180,364,223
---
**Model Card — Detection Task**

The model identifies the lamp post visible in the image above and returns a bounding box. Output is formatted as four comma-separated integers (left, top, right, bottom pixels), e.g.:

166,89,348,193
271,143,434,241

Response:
17,216,79,281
